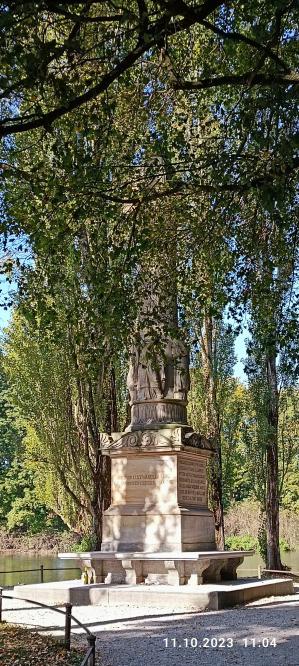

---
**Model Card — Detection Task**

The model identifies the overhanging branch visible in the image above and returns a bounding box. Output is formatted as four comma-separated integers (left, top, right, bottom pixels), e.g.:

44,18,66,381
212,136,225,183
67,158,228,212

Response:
173,71,299,90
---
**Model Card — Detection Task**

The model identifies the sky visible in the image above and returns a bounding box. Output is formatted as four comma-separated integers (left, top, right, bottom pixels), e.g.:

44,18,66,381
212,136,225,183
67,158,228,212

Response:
234,332,247,382
0,277,15,333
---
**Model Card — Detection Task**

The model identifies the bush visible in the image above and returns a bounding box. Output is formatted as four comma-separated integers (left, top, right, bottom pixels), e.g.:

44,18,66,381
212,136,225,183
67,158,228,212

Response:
224,501,299,550
70,534,98,553
279,537,293,552
225,534,258,551
225,533,293,554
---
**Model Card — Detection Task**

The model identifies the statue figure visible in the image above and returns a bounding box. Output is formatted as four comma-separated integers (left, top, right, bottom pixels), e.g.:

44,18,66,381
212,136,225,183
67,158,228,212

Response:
127,347,165,403
127,352,138,404
160,339,190,401
127,339,190,404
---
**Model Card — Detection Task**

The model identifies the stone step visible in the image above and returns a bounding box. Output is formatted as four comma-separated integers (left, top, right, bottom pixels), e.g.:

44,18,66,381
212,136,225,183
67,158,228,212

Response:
12,577,294,611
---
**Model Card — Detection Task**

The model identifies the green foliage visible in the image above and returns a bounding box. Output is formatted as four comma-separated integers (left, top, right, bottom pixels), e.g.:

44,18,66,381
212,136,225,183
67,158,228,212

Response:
225,534,292,553
279,537,293,553
0,2,298,555
0,354,22,476
225,535,258,552
70,534,98,553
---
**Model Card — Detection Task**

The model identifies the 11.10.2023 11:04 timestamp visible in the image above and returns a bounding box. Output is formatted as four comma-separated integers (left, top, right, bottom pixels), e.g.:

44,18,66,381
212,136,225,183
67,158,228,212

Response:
163,637,277,648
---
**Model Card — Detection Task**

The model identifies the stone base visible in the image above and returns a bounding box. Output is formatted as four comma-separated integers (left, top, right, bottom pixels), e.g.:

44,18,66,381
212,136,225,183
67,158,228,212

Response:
102,430,215,552
102,505,215,552
58,550,253,586
12,578,294,610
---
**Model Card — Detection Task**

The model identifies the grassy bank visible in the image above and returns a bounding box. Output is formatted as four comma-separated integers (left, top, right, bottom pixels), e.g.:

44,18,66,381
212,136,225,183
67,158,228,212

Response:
224,501,299,552
0,624,89,666
0,529,80,554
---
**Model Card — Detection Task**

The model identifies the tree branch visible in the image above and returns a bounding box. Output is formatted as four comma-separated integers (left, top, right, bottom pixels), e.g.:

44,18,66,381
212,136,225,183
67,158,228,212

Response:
0,0,225,136
173,71,299,90
201,18,290,72
97,155,299,203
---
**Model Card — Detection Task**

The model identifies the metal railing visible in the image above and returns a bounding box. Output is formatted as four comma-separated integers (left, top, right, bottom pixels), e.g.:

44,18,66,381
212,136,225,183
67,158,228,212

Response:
0,590,96,666
0,564,80,584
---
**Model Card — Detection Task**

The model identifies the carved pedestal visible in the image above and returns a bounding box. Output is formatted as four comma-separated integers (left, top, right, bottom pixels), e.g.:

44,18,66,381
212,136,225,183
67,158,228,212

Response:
101,427,215,553
59,551,248,586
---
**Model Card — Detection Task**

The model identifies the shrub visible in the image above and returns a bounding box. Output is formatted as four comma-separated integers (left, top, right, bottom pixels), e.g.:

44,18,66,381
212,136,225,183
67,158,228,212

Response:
279,537,293,552
70,534,98,553
225,534,258,551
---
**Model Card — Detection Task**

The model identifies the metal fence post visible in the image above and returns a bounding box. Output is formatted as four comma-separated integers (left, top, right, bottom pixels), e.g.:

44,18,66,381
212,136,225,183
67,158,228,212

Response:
87,634,96,666
64,602,72,651
0,588,2,623
40,564,44,583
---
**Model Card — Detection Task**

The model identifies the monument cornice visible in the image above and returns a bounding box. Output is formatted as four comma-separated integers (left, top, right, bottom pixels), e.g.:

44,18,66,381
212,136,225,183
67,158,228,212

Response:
101,427,214,455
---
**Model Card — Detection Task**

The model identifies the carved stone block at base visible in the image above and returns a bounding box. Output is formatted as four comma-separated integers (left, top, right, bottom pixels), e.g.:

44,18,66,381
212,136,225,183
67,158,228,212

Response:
102,432,215,553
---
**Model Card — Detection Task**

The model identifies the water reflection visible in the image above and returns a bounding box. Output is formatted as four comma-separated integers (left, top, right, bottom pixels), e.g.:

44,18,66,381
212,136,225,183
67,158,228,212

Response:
0,553,80,587
237,550,299,578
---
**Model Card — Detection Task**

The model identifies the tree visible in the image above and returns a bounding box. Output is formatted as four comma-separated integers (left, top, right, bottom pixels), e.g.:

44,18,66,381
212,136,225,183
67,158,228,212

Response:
3,278,126,545
278,387,299,511
0,1,298,553
0,2,297,138
245,220,299,568
189,318,237,547
0,352,22,476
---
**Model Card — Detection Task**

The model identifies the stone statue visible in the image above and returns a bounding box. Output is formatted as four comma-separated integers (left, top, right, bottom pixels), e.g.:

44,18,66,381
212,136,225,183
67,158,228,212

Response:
172,340,190,401
127,339,190,405
127,347,165,403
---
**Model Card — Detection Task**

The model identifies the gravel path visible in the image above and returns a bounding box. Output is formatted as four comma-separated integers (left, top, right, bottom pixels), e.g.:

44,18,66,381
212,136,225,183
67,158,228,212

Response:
2,587,299,666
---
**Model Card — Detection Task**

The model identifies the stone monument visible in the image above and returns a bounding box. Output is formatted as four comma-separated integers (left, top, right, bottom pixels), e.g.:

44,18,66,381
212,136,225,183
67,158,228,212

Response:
101,341,216,554
60,259,254,586
15,244,293,601
101,257,216,555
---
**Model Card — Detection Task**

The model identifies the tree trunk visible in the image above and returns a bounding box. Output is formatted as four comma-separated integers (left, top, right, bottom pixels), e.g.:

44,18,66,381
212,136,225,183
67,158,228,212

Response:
84,363,115,549
105,364,118,434
91,452,111,549
265,352,282,569
201,313,225,549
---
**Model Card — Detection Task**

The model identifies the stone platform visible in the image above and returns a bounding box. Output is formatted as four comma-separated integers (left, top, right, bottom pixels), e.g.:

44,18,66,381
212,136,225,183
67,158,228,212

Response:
59,550,253,586
12,577,294,611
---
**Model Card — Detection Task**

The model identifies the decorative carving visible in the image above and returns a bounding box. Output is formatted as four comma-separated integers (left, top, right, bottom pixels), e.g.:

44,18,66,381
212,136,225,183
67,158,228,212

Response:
99,432,113,450
128,347,164,403
184,432,214,451
169,427,182,446
139,431,157,447
103,426,213,453
131,401,187,426
164,339,190,401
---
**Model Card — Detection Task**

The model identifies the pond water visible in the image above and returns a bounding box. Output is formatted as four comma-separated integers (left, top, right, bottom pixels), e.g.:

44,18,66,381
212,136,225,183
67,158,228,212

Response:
0,552,80,588
1,550,298,588
237,550,299,577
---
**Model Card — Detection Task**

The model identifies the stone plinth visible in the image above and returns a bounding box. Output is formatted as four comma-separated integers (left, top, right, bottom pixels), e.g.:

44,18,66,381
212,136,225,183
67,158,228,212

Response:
58,550,254,586
101,427,215,553
129,399,188,430
13,577,294,609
